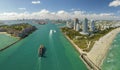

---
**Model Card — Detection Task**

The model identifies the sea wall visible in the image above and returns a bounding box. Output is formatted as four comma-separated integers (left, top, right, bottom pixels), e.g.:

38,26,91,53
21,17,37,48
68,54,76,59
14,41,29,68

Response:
0,32,20,51
0,39,21,51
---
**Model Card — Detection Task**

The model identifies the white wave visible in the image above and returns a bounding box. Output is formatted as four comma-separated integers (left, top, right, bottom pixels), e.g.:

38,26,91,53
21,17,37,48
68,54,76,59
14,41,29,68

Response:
49,29,53,38
49,30,56,35
54,30,56,33
107,60,111,63
38,57,42,70
113,44,118,48
109,47,112,50
109,53,114,57
114,40,116,42
107,59,114,63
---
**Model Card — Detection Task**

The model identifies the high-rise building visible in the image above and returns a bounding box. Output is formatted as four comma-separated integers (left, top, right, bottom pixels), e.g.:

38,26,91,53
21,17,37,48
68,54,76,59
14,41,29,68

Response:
76,23,80,31
80,18,89,35
66,21,69,27
74,18,79,30
79,21,82,29
83,18,88,33
91,20,95,32
66,21,73,28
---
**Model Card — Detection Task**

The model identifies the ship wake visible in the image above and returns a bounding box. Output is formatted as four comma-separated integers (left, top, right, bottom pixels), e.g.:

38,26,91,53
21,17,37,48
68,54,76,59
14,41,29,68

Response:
49,29,56,38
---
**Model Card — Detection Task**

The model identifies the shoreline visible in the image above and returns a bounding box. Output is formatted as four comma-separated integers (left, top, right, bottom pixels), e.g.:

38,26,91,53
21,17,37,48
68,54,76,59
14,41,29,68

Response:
0,32,20,38
0,39,21,51
0,32,20,51
63,33,99,70
62,27,120,70
87,27,120,69
0,32,9,35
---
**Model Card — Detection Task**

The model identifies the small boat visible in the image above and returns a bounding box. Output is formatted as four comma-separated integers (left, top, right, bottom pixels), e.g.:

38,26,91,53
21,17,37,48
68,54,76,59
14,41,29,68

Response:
39,45,45,57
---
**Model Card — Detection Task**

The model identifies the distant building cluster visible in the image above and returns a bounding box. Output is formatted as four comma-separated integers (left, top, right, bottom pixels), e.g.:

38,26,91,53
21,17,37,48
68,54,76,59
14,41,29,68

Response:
66,18,96,35
96,20,120,31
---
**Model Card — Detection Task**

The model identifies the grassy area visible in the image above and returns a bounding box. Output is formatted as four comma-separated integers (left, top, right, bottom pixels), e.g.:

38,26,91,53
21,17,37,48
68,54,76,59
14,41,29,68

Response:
61,27,115,52
0,23,33,31
0,23,37,38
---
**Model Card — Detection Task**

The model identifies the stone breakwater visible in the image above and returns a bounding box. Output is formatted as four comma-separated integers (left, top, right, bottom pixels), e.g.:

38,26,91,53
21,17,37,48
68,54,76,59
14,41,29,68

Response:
87,27,120,69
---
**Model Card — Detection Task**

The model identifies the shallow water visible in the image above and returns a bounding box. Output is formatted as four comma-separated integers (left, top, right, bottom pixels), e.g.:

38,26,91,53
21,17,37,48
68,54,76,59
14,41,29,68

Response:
0,34,19,50
102,33,120,70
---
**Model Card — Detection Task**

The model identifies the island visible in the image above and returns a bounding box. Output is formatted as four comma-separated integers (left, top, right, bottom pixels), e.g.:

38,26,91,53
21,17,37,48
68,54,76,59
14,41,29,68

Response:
33,20,47,25
0,23,37,51
0,23,37,38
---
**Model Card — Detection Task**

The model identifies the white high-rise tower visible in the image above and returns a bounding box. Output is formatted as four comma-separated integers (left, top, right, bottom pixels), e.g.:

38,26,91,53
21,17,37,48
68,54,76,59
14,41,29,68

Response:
76,23,80,31
91,20,95,32
80,18,89,35
66,21,73,28
74,18,79,30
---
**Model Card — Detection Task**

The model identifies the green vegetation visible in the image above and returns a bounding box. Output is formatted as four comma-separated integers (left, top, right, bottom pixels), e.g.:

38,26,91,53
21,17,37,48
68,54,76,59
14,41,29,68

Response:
0,23,37,38
0,23,33,31
61,27,115,52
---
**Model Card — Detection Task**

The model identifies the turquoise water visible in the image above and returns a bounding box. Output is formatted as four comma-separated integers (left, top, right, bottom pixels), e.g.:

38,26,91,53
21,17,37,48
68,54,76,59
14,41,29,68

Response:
0,21,87,70
102,33,120,70
0,34,19,50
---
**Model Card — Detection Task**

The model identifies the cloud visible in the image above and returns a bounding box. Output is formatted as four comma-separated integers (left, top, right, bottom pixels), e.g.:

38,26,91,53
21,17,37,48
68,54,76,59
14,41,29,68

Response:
57,10,66,14
99,13,114,16
109,0,120,7
0,9,119,20
56,10,72,19
32,0,40,4
18,8,26,11
38,9,49,14
73,11,85,15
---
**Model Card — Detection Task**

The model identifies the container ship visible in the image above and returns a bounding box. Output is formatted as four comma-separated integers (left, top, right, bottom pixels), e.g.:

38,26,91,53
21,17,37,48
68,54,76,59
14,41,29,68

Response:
39,45,45,57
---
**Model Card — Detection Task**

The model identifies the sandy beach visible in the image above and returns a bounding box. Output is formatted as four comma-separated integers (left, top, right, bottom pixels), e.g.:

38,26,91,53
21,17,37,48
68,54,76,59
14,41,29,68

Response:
87,27,120,69
0,32,20,38
0,32,11,36
0,32,7,34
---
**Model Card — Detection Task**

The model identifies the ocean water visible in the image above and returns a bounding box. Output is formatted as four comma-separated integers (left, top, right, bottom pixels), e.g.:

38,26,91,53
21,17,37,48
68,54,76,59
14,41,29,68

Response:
0,34,19,50
0,21,87,70
102,33,120,70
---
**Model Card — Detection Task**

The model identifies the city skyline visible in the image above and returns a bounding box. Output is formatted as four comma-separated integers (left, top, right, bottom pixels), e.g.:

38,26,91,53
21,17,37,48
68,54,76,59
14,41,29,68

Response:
0,0,120,20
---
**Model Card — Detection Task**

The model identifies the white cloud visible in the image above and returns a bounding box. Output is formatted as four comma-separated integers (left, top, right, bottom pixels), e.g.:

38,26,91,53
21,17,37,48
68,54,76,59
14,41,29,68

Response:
57,10,68,14
99,13,114,16
39,9,49,14
0,9,119,20
73,11,85,15
32,0,40,4
56,10,72,19
109,0,120,7
51,12,56,15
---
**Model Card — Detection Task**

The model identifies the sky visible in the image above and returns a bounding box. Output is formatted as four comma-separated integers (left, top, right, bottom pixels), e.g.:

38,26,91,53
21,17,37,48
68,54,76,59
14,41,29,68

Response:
0,0,120,20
